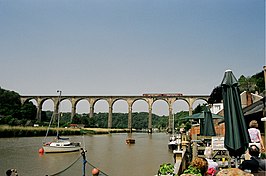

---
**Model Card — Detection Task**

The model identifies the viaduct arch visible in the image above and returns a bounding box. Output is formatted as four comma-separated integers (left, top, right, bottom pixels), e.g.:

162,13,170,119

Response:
20,95,209,133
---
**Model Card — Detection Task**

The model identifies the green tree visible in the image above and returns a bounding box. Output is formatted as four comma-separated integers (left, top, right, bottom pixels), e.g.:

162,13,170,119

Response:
193,104,206,114
20,101,37,120
251,71,264,93
0,87,21,118
208,86,222,104
238,75,257,93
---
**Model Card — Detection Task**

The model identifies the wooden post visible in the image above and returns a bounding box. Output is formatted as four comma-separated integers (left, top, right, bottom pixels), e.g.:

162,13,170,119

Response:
192,134,198,160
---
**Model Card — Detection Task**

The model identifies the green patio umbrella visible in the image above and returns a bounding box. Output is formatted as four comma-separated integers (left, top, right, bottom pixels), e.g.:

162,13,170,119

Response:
180,113,224,120
180,110,222,136
199,118,204,136
221,70,250,157
203,106,216,136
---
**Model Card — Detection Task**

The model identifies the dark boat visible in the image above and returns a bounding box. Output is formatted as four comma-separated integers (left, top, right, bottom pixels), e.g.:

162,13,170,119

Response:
126,138,135,144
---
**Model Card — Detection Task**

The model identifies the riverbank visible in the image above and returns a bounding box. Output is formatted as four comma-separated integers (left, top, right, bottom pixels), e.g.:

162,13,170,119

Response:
0,125,133,137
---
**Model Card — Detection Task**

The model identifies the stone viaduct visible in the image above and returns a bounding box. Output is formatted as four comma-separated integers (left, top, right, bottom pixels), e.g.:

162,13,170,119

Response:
20,94,209,132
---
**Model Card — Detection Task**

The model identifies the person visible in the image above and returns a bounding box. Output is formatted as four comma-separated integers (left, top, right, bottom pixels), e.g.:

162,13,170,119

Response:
181,157,209,176
239,145,261,173
248,120,265,151
6,169,18,176
204,146,218,171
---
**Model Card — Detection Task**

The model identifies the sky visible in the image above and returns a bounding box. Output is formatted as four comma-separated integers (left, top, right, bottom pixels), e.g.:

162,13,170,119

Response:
0,0,265,115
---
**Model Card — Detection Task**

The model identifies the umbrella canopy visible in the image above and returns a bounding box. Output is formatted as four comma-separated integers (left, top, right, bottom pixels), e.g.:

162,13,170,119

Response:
180,112,224,120
221,70,250,157
199,118,204,136
180,110,222,136
203,106,216,136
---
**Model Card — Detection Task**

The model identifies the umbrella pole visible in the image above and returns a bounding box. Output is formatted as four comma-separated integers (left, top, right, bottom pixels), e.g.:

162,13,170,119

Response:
234,156,239,168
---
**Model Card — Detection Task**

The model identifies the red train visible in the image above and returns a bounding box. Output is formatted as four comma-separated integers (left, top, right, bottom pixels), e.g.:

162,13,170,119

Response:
143,93,183,97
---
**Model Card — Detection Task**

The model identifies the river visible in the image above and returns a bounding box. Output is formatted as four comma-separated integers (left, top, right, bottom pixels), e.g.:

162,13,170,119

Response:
0,133,174,176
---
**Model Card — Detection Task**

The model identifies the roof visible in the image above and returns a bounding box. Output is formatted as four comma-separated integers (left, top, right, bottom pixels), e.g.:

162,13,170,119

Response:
242,97,265,116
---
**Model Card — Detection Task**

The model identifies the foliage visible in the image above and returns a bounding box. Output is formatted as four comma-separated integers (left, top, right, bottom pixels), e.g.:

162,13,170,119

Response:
157,163,175,175
70,112,174,130
208,86,222,104
174,111,190,131
0,87,21,118
238,75,257,93
209,71,264,104
238,71,264,93
132,112,148,129
20,101,37,120
153,114,168,130
193,104,206,114
251,71,264,93
182,165,202,176
0,87,37,126
113,113,128,128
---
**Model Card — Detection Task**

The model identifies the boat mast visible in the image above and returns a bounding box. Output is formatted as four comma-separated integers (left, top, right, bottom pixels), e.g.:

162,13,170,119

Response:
56,90,62,138
172,113,175,135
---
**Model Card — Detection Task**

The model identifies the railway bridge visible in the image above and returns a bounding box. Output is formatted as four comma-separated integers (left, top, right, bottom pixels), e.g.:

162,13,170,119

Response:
20,94,209,132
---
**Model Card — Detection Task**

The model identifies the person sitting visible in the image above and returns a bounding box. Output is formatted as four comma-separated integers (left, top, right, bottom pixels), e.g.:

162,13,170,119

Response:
239,145,261,173
204,146,218,171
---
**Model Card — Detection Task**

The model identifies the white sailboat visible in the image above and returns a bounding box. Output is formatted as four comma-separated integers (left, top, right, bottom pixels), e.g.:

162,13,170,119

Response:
41,90,81,153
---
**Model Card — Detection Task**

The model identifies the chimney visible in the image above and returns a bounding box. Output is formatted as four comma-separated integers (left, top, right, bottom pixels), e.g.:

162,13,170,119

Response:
246,92,252,106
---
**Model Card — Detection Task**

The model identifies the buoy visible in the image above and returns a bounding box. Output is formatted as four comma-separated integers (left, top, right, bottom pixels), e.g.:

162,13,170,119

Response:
38,148,44,154
91,168,99,176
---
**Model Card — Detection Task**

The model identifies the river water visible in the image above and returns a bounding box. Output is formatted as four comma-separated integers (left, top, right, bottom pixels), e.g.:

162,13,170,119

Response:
0,133,174,176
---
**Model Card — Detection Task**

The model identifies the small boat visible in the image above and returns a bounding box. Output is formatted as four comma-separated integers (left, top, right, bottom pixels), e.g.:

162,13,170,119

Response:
168,135,177,150
125,133,135,144
41,90,81,153
126,138,135,144
168,114,178,150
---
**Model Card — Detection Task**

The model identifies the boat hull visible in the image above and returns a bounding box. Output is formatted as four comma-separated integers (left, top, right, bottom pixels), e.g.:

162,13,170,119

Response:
168,139,178,150
126,138,135,144
168,143,177,150
43,140,81,153
43,145,81,153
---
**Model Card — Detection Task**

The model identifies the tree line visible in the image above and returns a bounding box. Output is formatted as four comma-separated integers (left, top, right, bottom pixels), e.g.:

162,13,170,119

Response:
0,87,194,130
0,70,264,129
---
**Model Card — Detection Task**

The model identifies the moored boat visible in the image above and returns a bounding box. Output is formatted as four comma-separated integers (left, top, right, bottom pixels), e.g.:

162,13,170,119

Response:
168,135,177,150
126,138,135,144
40,90,81,154
43,137,81,153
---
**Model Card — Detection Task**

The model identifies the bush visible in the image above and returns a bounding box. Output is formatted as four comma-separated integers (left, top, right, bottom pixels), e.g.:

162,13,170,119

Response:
157,163,175,175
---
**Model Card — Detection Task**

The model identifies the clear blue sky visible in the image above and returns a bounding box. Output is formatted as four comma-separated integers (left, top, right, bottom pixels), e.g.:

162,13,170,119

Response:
0,0,265,115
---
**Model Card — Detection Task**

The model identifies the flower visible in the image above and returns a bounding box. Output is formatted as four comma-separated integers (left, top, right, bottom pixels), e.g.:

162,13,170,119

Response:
207,168,216,176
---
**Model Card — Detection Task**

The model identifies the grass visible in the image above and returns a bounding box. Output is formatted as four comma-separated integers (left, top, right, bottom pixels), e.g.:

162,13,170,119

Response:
0,125,133,137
